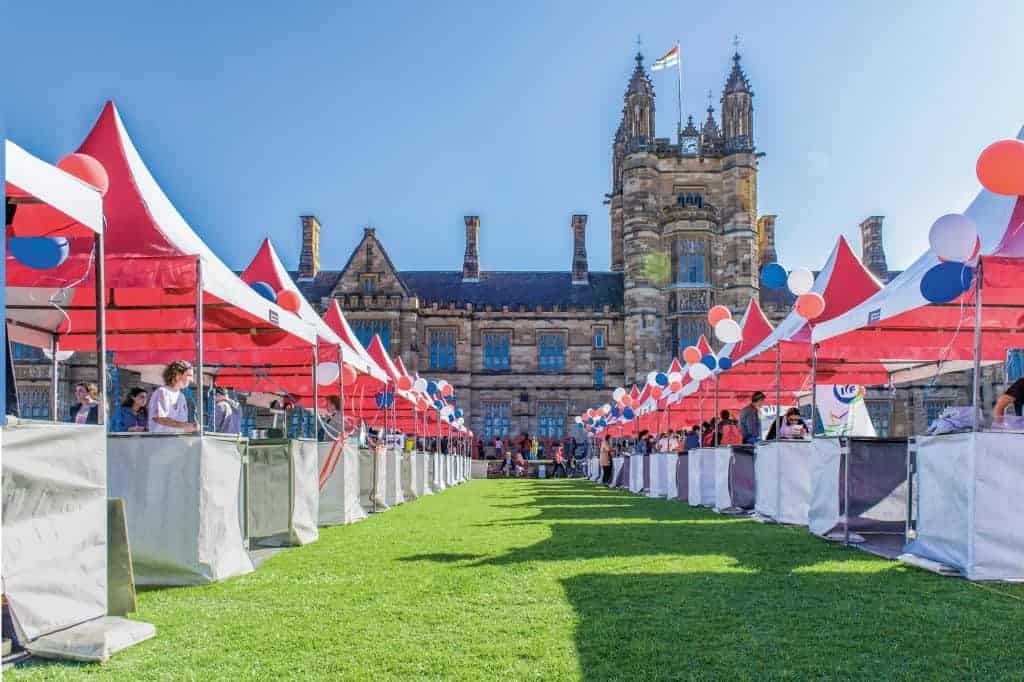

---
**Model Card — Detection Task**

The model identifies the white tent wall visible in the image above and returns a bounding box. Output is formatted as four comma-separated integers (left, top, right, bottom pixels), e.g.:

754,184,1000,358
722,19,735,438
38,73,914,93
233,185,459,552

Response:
808,438,843,537
433,453,446,491
629,455,644,494
905,432,1024,581
357,447,376,510
384,448,405,507
107,433,254,586
713,447,733,512
245,439,319,546
2,421,107,643
589,456,600,481
754,441,812,525
647,453,671,498
317,438,368,525
401,452,417,501
414,452,432,496
687,448,716,507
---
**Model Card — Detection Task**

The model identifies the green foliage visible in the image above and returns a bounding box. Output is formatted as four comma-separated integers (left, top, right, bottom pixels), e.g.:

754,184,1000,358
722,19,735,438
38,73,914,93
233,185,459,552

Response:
13,480,1024,680
642,250,671,287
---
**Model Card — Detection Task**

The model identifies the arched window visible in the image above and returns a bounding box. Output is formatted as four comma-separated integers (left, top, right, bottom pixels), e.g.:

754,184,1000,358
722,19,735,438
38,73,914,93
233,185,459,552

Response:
672,238,707,284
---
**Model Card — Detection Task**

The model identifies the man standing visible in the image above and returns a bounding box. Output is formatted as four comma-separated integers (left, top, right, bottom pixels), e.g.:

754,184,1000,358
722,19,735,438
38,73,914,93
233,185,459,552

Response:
213,387,241,435
993,377,1024,421
739,392,766,445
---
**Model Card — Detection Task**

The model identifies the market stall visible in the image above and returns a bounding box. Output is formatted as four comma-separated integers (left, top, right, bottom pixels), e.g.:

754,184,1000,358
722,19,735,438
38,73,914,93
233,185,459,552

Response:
687,448,716,507
318,436,367,525
753,440,812,525
245,437,318,546
713,446,755,513
629,453,645,494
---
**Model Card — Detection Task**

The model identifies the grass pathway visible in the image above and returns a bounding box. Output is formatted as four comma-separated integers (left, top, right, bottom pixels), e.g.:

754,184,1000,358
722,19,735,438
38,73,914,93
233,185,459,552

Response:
13,479,1024,680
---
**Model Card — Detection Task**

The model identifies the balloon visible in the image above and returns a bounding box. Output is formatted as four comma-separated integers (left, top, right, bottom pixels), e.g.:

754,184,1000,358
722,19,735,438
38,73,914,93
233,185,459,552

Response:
612,387,626,402
707,305,731,327
682,346,702,364
57,153,109,195
440,406,453,419
277,289,302,313
655,372,669,387
622,407,635,420
714,318,742,344
427,381,438,395
976,138,1024,196
602,403,612,414
250,281,277,303
668,372,683,384
787,268,814,296
650,386,663,399
700,354,718,370
668,380,682,392
441,383,454,397
574,416,583,424
316,361,340,385
250,328,287,346
454,409,464,419
434,399,444,410
414,377,427,393
610,407,620,418
396,376,413,391
689,363,712,381
761,262,788,289
9,236,70,270
718,357,733,371
795,292,826,320
341,363,358,385
928,214,979,263
920,262,973,304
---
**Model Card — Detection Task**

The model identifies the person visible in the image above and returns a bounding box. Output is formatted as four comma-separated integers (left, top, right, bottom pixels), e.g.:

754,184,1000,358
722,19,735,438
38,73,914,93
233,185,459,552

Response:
552,444,567,478
657,431,670,453
68,382,100,424
148,360,197,433
718,409,742,445
118,387,148,432
512,450,527,478
319,395,345,441
502,438,512,477
739,392,766,445
668,431,680,453
702,418,717,447
600,434,613,485
993,377,1024,420
530,435,539,460
476,438,484,459
213,387,241,435
566,441,578,478
779,407,809,439
494,436,504,461
684,426,700,451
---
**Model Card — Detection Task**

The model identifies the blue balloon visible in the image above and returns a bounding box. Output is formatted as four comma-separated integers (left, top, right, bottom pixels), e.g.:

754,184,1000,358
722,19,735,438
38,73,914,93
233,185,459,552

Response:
427,381,438,395
375,391,394,409
718,357,733,371
250,280,277,303
655,372,669,387
454,409,463,419
701,354,718,370
761,262,788,289
448,414,456,423
597,419,607,427
10,236,69,270
433,399,444,410
610,407,621,418
622,407,635,420
920,262,973,304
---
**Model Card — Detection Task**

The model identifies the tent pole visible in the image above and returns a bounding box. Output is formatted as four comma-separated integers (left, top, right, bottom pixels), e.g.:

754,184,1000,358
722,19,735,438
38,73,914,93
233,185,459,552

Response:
971,262,983,432
810,343,818,441
50,336,59,422
337,348,345,443
774,344,781,441
312,339,319,440
713,374,720,447
94,232,107,426
195,258,204,435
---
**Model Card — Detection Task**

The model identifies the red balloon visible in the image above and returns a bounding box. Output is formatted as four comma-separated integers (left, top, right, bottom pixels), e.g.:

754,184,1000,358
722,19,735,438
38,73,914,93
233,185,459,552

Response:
250,328,287,347
341,363,358,386
976,139,1024,196
397,376,413,391
682,346,702,365
441,383,454,396
796,292,826,320
277,289,302,313
57,153,109,196
707,305,731,327
668,380,682,392
650,386,663,400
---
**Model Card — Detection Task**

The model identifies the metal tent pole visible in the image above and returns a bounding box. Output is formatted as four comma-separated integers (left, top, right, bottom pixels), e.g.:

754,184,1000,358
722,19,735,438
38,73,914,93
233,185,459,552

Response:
50,336,59,422
774,344,782,441
971,262,983,432
94,232,107,426
312,339,319,439
194,258,204,434
713,374,720,447
810,343,818,441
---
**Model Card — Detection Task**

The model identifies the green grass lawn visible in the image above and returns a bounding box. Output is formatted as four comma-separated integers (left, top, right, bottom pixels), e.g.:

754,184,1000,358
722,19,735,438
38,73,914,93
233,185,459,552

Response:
12,479,1024,681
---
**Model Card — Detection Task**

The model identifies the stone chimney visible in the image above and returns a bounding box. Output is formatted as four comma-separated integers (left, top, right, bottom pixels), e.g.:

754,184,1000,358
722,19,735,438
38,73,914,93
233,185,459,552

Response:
462,216,480,282
757,214,778,269
859,216,888,282
298,215,320,281
571,214,589,285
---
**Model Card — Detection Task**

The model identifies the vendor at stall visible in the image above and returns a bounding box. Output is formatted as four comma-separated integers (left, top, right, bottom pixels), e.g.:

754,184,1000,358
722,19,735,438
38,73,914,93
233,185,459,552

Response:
993,377,1024,420
69,382,100,424
213,387,242,435
739,392,766,445
118,388,148,432
147,360,197,433
778,407,809,439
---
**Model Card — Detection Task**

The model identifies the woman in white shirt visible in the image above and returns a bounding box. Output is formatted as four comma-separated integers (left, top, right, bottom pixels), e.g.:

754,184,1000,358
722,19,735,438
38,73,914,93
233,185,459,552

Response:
147,360,197,434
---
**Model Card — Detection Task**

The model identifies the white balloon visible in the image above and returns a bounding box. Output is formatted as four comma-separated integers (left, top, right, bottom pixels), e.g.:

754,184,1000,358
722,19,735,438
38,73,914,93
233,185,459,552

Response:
929,213,978,262
787,268,815,296
440,405,453,419
714,318,743,344
414,377,427,393
689,363,712,381
574,416,583,424
602,403,612,414
612,387,626,402
41,348,74,362
315,361,341,385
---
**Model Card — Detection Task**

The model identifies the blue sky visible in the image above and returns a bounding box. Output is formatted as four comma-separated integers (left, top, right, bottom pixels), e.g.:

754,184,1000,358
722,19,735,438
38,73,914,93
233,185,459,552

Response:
5,0,1023,275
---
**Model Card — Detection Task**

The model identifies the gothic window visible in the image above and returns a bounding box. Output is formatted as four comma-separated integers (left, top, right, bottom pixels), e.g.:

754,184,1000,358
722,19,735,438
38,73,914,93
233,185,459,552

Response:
538,333,565,372
483,402,511,439
866,400,892,437
352,320,390,349
593,326,607,350
593,361,606,388
676,318,705,353
672,238,708,284
16,387,50,419
538,401,566,439
428,328,456,370
483,332,511,371
360,274,378,295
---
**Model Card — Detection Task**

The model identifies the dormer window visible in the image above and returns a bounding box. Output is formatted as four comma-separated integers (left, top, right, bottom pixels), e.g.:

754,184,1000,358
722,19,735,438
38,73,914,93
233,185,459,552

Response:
360,274,378,295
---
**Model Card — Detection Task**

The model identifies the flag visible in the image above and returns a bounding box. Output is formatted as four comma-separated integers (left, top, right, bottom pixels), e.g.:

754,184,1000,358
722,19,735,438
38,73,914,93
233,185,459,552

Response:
650,45,680,71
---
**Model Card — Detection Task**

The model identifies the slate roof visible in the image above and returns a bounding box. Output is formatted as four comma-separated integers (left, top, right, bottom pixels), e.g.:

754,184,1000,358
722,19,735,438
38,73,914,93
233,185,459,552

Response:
289,270,624,311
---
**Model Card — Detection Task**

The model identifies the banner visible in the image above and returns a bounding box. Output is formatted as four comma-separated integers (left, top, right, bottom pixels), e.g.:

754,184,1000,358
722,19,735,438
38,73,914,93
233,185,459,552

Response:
814,385,876,437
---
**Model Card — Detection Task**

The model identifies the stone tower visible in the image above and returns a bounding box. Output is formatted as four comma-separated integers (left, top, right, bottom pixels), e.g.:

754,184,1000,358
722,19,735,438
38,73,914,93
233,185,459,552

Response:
612,48,762,383
860,216,888,281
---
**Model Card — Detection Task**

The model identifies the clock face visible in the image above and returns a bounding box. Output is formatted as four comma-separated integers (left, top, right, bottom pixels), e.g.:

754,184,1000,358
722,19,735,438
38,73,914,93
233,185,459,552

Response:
682,137,698,154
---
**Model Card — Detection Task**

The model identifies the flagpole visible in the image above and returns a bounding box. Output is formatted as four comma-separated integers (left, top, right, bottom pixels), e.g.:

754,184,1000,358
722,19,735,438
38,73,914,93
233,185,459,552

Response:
675,40,683,144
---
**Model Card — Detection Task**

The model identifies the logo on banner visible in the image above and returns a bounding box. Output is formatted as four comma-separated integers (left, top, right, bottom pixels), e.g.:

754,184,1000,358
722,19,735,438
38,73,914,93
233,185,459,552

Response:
269,309,279,325
867,308,881,324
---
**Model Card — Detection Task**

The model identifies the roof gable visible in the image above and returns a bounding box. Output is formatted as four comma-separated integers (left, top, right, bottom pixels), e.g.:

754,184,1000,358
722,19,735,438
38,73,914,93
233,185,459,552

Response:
332,228,411,298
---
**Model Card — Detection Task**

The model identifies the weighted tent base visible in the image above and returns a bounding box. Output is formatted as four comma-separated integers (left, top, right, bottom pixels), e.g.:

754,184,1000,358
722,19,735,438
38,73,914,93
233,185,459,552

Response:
26,617,155,664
